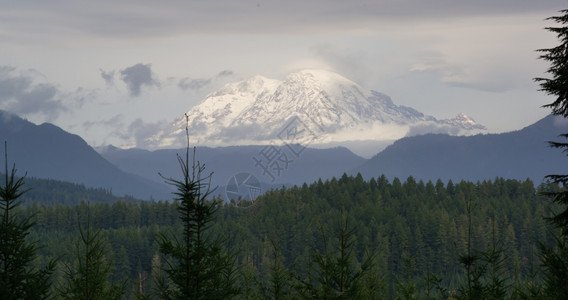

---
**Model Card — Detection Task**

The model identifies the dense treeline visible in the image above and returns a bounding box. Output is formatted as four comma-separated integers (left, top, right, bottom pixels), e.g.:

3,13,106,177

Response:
11,175,130,206
21,174,558,298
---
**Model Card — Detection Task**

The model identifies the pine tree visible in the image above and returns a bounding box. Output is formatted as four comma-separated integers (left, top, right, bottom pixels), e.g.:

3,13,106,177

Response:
156,115,239,299
0,142,55,299
59,207,126,300
260,236,293,300
538,234,568,297
457,195,485,300
535,9,568,234
294,214,380,299
535,9,568,299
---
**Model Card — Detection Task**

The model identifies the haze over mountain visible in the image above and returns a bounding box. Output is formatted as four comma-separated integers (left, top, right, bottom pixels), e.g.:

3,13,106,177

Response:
1,105,564,203
355,115,568,184
149,69,485,158
98,144,366,195
0,110,170,200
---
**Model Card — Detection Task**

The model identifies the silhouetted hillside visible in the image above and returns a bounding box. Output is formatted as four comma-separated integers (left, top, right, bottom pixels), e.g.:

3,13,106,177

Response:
0,110,170,200
100,145,366,189
355,115,568,183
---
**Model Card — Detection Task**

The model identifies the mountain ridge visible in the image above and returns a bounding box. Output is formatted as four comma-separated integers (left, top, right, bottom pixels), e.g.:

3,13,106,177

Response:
98,144,367,191
354,114,568,183
0,110,171,200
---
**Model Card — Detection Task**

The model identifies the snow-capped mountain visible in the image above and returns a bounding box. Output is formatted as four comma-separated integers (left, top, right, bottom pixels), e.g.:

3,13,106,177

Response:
441,112,486,130
148,69,485,156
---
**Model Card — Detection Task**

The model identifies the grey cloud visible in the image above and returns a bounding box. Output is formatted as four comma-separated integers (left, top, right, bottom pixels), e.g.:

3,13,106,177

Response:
71,87,98,108
5,1,564,39
100,69,115,87
82,115,167,147
0,75,31,100
444,81,512,93
178,78,211,91
0,66,65,120
120,63,159,96
215,123,266,142
82,114,133,145
410,63,516,93
83,114,124,131
0,110,17,124
178,70,235,91
217,70,233,77
127,118,168,148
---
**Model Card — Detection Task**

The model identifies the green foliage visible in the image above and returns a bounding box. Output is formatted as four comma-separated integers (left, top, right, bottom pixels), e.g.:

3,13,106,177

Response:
156,145,239,299
422,267,446,300
21,174,556,299
394,253,416,300
0,144,54,299
535,9,568,117
536,8,568,235
260,237,293,300
539,232,568,298
456,192,511,300
21,177,122,206
535,9,568,300
59,208,126,300
294,214,382,299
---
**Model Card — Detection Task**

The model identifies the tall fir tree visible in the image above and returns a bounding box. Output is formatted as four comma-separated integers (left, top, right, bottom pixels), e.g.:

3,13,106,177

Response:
0,142,54,299
156,114,239,299
260,236,293,300
535,9,568,233
534,9,568,299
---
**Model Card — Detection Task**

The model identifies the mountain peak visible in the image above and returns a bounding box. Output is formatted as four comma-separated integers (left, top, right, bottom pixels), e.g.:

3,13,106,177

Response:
443,112,486,130
149,70,485,154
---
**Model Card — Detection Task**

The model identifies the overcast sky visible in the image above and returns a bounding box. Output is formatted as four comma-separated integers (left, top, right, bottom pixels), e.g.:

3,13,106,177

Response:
1,0,567,148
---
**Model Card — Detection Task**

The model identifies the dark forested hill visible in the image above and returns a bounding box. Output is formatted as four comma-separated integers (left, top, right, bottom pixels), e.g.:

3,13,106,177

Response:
0,110,170,200
355,115,568,183
17,176,132,206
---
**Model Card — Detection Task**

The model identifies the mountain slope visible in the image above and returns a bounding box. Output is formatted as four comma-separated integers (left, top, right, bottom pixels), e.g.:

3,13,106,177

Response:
0,110,170,200
99,145,367,191
354,115,568,183
149,69,485,155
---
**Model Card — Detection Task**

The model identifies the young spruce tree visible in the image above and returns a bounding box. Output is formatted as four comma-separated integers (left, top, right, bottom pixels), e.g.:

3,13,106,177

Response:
59,207,126,300
0,142,55,299
294,214,381,299
156,114,238,299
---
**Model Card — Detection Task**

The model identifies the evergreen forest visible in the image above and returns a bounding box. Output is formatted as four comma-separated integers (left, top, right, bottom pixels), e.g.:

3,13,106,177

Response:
13,173,563,298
